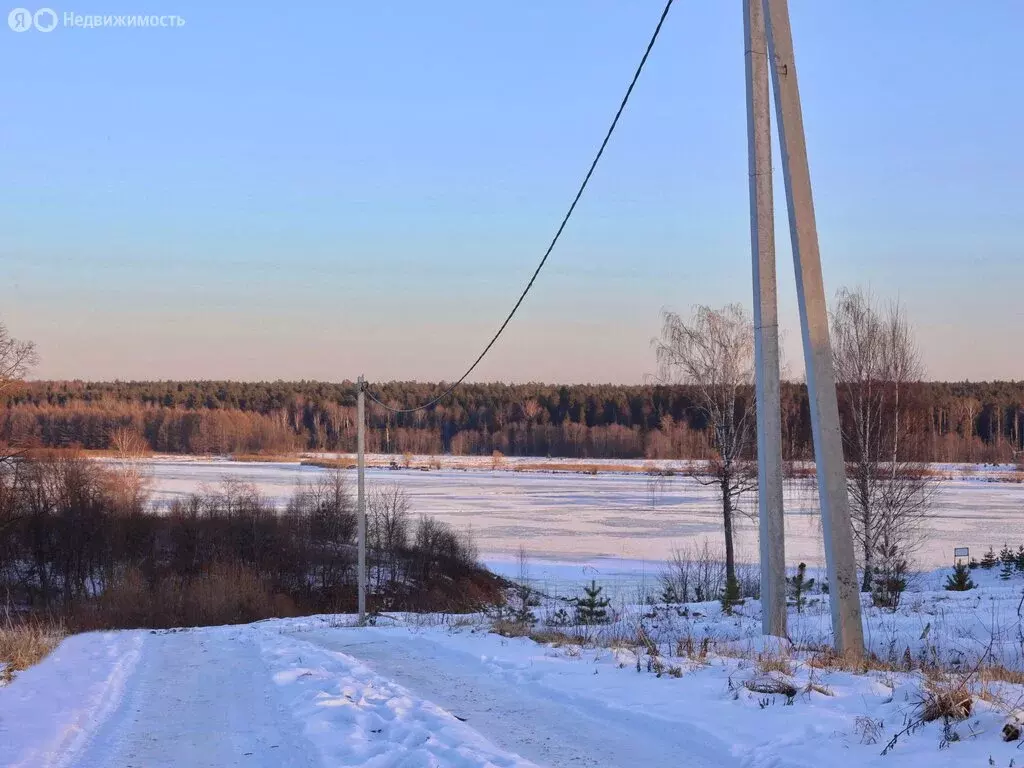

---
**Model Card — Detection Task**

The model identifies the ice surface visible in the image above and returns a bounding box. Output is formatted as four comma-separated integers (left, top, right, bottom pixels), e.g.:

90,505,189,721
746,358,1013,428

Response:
137,456,1024,572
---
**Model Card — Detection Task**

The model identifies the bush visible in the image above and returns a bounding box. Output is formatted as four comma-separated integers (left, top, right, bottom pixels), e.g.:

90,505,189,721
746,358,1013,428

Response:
659,542,759,605
944,562,975,591
79,565,284,630
660,582,680,605
573,581,611,625
0,617,65,682
980,547,998,569
1,453,500,628
546,607,572,627
1001,544,1016,568
720,576,742,613
1001,555,1016,581
871,551,908,611
787,563,815,613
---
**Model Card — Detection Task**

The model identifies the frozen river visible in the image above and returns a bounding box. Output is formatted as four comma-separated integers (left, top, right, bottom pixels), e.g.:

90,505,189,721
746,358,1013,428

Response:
135,457,1024,578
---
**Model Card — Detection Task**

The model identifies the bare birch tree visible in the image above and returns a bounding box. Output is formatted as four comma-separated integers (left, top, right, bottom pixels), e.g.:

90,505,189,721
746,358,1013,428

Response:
830,288,933,606
107,427,152,515
655,304,756,605
1,322,36,470
0,323,37,572
0,322,36,399
368,483,411,592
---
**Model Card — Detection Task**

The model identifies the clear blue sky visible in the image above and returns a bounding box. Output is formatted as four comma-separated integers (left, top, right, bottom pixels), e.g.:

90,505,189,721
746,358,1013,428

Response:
2,1,1021,383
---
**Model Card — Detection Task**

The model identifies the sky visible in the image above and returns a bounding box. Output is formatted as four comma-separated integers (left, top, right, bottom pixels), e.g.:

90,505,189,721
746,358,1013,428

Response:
2,1,1022,384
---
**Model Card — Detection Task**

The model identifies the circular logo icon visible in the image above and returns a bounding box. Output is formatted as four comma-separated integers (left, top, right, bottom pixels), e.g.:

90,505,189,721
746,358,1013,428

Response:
8,7,33,31
34,7,57,31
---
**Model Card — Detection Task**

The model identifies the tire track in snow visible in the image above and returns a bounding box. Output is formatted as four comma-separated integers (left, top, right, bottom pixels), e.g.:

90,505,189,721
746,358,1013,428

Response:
68,627,320,768
256,628,538,767
306,629,741,768
1,630,144,768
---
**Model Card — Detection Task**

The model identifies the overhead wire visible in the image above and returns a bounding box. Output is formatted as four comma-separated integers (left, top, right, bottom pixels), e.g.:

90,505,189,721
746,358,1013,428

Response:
364,0,675,413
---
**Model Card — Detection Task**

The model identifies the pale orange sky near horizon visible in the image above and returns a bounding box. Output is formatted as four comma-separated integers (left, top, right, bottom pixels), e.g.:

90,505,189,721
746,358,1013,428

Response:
13,294,1023,385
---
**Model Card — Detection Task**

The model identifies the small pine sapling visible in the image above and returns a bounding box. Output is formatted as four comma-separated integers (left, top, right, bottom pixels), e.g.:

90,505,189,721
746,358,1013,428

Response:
509,547,538,627
547,607,572,627
1001,544,1016,567
1001,556,1016,581
573,580,611,625
510,583,537,626
720,575,742,614
1015,546,1024,572
786,562,815,613
968,557,979,570
980,547,998,570
872,549,908,611
660,582,680,605
945,562,976,591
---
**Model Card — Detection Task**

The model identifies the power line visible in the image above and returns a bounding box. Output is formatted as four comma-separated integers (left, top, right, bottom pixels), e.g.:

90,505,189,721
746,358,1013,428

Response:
365,0,675,414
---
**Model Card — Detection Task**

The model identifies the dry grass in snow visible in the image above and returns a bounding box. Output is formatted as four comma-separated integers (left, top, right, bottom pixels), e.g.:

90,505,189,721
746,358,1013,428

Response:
0,618,65,683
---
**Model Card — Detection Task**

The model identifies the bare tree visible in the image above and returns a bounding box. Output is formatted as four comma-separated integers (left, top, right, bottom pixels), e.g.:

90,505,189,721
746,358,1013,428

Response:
0,321,37,464
655,304,757,605
368,483,411,591
287,469,356,596
0,322,36,556
107,427,152,515
830,288,934,603
955,396,982,462
0,322,37,399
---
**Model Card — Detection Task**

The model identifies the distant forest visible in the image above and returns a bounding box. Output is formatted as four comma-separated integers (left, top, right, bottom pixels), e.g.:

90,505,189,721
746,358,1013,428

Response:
2,380,1023,463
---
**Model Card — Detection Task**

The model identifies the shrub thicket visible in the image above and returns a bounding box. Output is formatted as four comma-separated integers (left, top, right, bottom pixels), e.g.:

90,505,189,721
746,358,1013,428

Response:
0,452,496,628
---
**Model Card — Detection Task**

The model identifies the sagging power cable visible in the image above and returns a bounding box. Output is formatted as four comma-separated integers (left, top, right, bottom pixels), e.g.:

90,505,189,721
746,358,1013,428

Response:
365,0,675,413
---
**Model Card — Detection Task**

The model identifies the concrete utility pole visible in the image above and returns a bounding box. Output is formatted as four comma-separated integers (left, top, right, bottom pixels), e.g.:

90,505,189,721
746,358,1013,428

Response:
761,0,864,657
744,0,786,640
357,375,367,625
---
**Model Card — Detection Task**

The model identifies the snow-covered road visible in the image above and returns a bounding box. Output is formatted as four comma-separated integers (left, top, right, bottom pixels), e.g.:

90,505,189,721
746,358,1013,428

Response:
308,629,734,768
2,620,741,768
6,610,1022,768
71,629,320,768
2,624,544,768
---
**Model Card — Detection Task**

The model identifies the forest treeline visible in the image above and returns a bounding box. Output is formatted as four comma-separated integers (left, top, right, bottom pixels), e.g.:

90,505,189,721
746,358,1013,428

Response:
2,380,1023,463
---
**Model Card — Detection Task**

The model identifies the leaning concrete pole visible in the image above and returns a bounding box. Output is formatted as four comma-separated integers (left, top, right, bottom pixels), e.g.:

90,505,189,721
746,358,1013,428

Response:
744,0,787,639
761,0,864,657
357,375,367,625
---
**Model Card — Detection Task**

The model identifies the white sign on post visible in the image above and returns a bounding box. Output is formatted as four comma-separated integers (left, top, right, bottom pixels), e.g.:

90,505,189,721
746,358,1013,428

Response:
954,547,969,560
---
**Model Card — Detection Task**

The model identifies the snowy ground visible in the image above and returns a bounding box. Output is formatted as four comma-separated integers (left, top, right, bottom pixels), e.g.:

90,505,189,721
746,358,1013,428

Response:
8,570,1024,768
10,456,1016,766
133,456,1024,575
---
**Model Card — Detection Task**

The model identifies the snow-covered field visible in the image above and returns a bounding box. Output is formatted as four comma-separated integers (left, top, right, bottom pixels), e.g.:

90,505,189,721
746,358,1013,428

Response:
8,569,1024,768
136,456,1024,581
6,456,1015,766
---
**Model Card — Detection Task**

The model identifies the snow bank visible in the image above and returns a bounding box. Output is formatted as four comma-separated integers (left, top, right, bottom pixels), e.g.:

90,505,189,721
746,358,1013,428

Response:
255,627,537,767
0,630,143,768
283,617,1024,767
